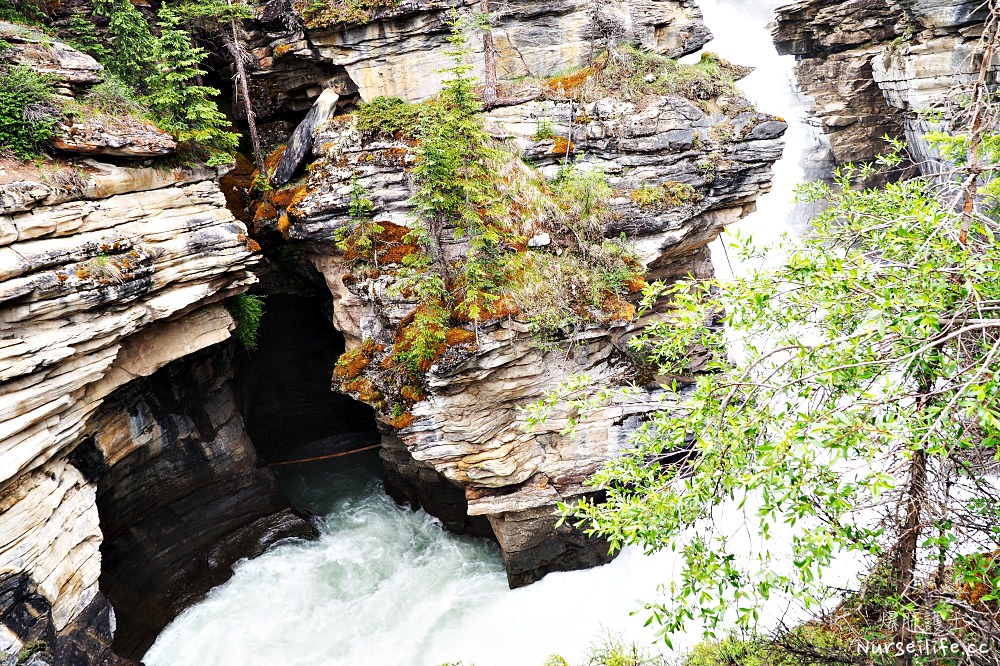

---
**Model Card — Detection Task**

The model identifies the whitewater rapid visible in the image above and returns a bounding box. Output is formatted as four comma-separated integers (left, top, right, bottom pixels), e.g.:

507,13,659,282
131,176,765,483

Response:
144,3,826,664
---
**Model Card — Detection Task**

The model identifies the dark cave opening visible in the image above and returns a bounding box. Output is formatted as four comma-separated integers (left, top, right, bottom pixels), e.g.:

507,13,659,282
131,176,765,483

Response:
233,294,380,470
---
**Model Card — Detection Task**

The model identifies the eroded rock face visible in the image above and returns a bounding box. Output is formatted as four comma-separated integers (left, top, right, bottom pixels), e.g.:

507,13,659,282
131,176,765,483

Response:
0,22,102,91
75,346,316,660
248,0,711,120
0,23,178,160
0,150,307,660
281,73,785,584
772,0,997,170
50,116,177,159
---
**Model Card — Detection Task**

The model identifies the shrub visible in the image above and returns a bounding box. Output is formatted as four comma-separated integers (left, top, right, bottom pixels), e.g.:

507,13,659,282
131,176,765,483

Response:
16,641,47,666
683,627,851,666
82,75,145,116
0,0,46,24
355,95,424,140
630,181,701,209
300,0,400,29
392,301,449,376
0,65,60,158
550,164,613,231
542,46,750,106
584,636,666,666
227,294,266,351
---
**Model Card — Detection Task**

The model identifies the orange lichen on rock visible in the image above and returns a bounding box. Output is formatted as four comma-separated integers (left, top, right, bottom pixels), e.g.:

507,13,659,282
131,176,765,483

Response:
342,220,418,265
400,384,425,403
445,327,476,346
625,274,646,293
544,66,595,96
334,339,385,380
253,201,277,225
391,412,415,429
601,291,637,321
268,184,307,209
237,233,262,253
343,377,384,405
219,153,257,223
264,145,286,177
452,293,520,323
277,214,292,239
551,136,575,155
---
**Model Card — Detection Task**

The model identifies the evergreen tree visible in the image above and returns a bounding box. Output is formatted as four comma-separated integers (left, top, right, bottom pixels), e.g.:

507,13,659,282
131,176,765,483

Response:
175,0,265,170
65,12,109,62
92,0,155,89
410,11,500,278
145,6,239,159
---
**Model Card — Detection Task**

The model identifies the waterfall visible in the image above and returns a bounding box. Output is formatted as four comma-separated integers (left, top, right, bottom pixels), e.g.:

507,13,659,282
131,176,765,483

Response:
689,0,832,279
143,3,830,665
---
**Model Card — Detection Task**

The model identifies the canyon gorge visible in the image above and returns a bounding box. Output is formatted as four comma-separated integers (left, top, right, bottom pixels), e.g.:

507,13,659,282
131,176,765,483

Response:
0,0,996,664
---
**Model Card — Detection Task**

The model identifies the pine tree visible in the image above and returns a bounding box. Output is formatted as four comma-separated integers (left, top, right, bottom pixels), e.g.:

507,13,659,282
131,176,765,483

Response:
175,0,266,171
66,12,109,62
92,0,155,89
145,6,239,159
410,11,499,277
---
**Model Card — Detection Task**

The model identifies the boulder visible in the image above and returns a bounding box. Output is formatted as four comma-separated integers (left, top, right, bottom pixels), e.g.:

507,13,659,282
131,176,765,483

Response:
0,22,103,90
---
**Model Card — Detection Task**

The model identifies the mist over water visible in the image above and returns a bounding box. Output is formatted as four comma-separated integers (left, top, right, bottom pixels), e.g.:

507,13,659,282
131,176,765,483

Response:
144,3,829,665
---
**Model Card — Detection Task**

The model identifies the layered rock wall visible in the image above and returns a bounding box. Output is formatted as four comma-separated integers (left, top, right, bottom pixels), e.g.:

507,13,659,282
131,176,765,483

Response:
0,31,314,658
772,0,998,170
0,153,319,661
248,0,711,122
278,46,785,584
74,346,316,660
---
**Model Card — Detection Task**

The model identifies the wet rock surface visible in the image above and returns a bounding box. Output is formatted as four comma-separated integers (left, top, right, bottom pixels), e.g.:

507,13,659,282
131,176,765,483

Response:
76,346,317,660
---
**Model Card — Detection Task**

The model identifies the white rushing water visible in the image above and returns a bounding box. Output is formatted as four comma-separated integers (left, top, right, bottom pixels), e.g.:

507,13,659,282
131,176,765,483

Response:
145,3,829,665
692,0,831,280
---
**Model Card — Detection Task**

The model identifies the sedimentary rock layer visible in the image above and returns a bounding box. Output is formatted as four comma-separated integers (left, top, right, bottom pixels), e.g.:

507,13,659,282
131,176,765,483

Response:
772,0,998,170
248,0,711,117
278,56,785,583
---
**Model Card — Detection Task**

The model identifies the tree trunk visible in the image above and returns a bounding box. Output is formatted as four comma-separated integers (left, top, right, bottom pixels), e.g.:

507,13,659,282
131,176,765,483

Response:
895,446,926,666
224,6,265,172
959,8,999,246
481,0,498,106
427,212,449,278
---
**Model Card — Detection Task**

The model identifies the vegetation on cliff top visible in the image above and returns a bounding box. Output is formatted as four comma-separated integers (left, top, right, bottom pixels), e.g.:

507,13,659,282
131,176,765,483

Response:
297,0,400,30
327,15,647,420
0,65,59,158
537,46,752,110
0,0,239,163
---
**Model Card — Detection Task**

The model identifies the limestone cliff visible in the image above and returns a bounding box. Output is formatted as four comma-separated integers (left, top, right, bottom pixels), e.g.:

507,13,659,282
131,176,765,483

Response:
260,42,786,584
0,33,314,665
247,0,711,129
772,0,998,170
2,1,789,660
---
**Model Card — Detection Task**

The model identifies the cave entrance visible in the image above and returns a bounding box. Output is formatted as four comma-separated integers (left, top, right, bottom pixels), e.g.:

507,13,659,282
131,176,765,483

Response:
233,294,382,509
